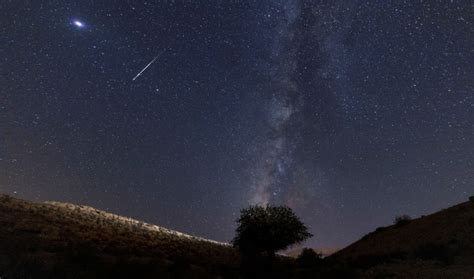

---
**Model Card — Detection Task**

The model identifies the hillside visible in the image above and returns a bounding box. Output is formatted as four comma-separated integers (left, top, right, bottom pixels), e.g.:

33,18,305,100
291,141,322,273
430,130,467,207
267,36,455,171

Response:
2,194,473,279
330,198,474,278
0,194,239,278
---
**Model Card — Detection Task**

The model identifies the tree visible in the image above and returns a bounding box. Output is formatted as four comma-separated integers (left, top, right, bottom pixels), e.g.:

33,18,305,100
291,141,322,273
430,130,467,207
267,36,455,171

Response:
232,205,312,259
394,214,412,226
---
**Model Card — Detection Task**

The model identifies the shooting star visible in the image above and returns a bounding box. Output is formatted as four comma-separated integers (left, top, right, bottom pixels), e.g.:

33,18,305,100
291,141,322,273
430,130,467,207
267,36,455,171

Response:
132,49,166,81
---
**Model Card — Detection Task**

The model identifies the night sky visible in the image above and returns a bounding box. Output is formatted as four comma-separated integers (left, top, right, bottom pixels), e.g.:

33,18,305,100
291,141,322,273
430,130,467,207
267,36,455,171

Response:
1,1,473,249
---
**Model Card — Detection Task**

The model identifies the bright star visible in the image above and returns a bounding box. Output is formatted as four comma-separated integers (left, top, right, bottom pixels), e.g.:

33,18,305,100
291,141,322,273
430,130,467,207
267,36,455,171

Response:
73,20,85,28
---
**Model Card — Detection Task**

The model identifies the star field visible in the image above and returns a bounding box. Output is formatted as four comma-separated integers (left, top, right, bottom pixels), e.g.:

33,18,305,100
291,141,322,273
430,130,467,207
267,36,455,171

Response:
1,1,473,248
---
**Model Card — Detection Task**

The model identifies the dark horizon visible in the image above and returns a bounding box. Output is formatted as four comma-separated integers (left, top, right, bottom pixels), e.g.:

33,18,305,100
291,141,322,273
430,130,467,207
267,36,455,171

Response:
2,1,472,249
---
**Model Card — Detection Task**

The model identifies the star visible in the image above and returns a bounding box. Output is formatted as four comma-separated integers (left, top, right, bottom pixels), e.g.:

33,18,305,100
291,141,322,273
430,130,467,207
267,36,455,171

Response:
72,20,85,28
3,0,471,251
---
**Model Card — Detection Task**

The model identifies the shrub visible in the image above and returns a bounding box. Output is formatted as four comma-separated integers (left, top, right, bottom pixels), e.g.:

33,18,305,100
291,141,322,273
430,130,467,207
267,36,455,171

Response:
394,215,411,226
469,196,474,203
296,248,323,268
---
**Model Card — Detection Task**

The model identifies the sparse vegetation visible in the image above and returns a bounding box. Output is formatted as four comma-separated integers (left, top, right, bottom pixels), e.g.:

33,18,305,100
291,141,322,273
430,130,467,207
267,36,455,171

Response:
394,214,412,226
296,248,323,268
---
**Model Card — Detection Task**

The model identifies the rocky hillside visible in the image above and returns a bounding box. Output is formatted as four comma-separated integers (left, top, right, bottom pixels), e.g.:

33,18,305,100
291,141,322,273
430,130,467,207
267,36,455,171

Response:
0,194,239,278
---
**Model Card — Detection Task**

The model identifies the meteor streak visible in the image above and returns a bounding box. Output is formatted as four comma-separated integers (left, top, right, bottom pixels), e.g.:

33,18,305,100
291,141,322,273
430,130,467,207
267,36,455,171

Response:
132,49,166,81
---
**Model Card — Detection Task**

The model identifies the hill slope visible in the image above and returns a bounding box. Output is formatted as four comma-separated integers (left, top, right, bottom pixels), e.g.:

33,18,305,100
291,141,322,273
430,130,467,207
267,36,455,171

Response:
0,194,239,278
331,198,474,278
2,194,473,278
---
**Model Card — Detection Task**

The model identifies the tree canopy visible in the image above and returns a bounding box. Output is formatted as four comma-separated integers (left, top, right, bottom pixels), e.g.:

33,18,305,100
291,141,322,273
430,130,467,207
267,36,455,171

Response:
232,205,312,256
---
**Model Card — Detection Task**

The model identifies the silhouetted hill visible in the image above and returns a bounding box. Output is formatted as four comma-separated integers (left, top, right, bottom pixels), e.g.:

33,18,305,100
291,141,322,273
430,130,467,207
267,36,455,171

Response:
0,194,239,278
2,194,473,278
330,198,474,278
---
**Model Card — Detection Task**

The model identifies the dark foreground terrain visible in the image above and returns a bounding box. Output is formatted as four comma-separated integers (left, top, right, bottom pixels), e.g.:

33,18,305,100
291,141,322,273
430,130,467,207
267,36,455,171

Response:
0,194,240,278
330,197,474,278
1,194,473,278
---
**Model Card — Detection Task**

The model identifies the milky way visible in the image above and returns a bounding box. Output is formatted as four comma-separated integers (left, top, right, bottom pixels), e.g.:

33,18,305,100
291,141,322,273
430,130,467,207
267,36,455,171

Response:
2,1,472,248
246,0,473,244
249,0,303,206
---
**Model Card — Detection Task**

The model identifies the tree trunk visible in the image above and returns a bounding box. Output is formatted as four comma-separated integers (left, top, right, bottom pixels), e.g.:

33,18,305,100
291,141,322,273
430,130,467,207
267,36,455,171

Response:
266,249,275,270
